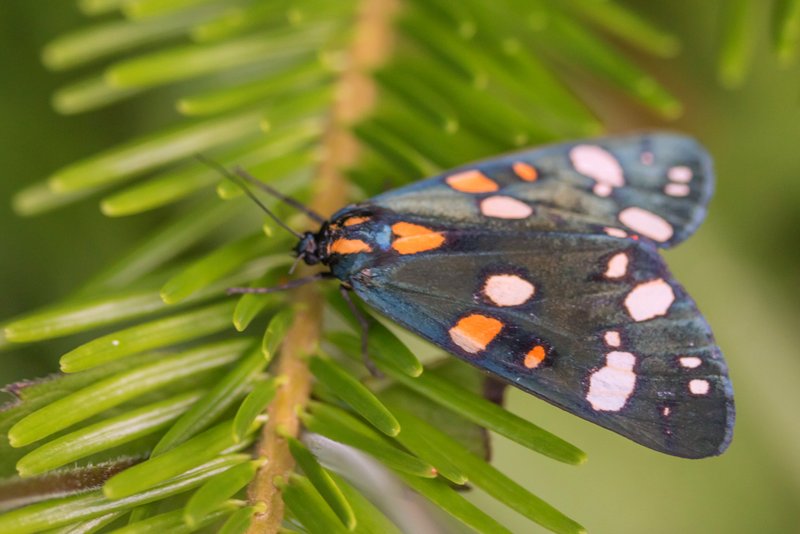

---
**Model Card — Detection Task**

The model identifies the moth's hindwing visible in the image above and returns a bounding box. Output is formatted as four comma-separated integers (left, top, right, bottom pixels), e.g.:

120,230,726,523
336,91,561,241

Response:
370,132,712,248
348,230,733,458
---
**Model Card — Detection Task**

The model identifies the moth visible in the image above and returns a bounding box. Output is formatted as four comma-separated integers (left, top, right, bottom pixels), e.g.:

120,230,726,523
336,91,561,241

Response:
230,132,735,459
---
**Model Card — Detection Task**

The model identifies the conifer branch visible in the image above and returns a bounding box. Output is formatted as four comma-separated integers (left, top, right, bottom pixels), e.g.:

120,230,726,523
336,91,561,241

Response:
245,0,398,531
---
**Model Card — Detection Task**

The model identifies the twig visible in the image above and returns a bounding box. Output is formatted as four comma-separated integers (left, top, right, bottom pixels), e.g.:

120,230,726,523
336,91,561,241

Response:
246,0,398,531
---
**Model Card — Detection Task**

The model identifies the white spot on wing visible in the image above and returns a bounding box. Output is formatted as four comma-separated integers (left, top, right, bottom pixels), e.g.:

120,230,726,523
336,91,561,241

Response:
586,351,637,411
618,207,674,242
605,252,628,279
624,279,675,321
111,340,120,347
570,145,625,196
665,183,690,197
604,330,621,347
484,274,535,306
689,379,710,395
662,406,671,416
480,196,533,219
680,356,702,368
668,166,693,183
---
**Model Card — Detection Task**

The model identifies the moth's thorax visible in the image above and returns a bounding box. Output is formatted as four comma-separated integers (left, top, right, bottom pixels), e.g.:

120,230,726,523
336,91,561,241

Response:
308,204,452,280
310,205,390,278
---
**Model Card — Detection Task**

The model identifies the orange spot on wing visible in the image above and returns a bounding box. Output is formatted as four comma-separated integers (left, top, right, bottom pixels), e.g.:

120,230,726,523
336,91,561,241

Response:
329,238,372,255
391,222,445,254
445,170,499,193
343,216,370,227
391,222,433,236
513,162,538,182
449,314,503,354
524,345,546,369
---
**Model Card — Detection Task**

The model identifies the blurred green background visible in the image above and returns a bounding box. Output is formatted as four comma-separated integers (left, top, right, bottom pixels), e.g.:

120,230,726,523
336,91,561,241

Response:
0,1,798,532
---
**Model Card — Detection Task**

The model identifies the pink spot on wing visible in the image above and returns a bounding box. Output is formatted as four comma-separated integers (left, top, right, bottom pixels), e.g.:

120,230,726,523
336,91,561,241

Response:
604,330,621,347
480,196,533,219
593,183,613,197
605,252,628,279
624,279,675,322
586,351,637,411
641,151,655,165
618,207,674,242
570,145,625,196
689,379,710,395
665,183,690,197
483,274,535,306
680,356,702,368
668,166,693,183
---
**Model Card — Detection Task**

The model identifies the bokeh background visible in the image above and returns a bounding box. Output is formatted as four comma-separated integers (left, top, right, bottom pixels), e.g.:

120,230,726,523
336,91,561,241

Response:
0,1,798,532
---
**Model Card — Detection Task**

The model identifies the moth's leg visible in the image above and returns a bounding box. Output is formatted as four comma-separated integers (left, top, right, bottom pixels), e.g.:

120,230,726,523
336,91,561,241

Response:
339,284,380,377
482,376,508,407
227,272,333,295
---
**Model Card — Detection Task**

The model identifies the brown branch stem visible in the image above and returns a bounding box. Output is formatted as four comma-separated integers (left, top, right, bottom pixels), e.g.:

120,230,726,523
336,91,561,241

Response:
246,0,398,532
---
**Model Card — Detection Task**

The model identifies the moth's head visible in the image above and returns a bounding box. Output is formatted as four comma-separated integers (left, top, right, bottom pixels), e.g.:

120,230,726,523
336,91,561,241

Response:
294,231,322,265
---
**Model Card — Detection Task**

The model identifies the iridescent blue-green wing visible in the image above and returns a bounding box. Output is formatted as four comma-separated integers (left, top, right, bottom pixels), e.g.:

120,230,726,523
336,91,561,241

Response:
349,230,734,458
369,132,713,248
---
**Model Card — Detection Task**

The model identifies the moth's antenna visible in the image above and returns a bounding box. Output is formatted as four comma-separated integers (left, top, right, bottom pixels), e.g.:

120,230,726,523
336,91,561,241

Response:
234,167,325,224
288,253,305,275
196,155,304,240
